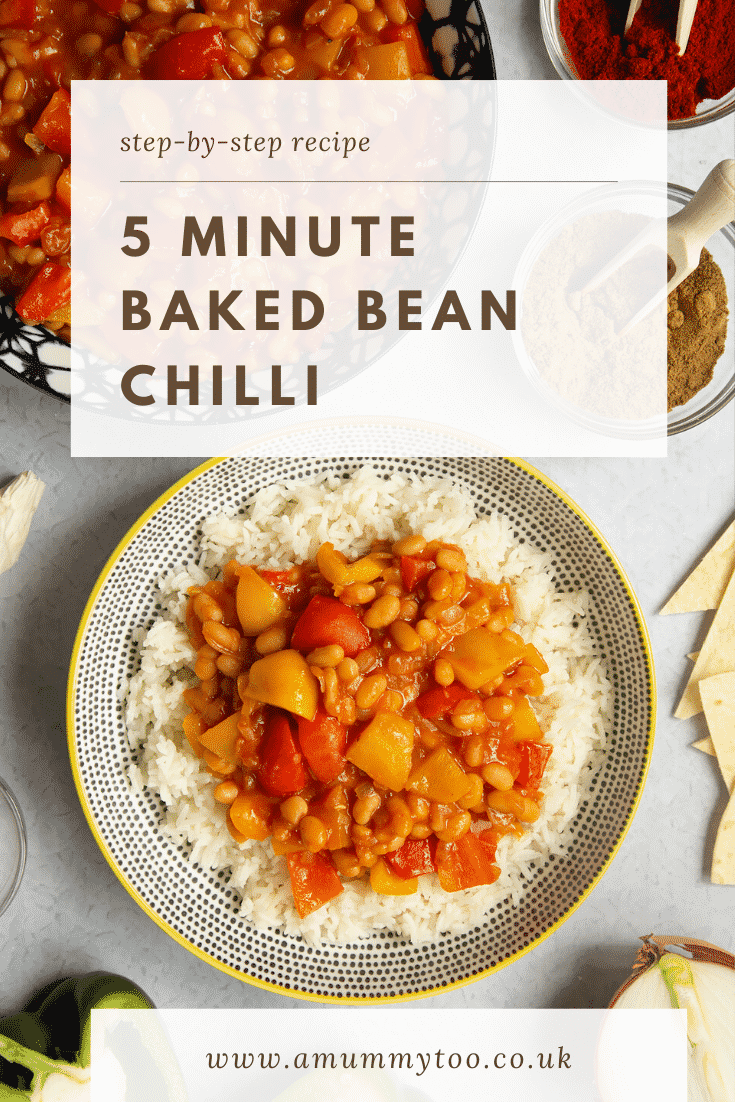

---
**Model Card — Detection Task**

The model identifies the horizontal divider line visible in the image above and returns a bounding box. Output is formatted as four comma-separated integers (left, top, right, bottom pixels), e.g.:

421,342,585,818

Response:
118,178,620,184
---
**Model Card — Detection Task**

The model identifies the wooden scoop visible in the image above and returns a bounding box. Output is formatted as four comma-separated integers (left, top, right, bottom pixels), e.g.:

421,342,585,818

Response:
571,160,735,337
625,0,699,50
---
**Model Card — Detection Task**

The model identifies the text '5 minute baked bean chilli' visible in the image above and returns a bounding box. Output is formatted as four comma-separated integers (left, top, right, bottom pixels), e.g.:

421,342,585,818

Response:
184,535,553,916
0,0,435,337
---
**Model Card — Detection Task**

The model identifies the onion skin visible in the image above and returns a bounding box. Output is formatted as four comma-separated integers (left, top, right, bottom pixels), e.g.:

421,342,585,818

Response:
609,935,735,1007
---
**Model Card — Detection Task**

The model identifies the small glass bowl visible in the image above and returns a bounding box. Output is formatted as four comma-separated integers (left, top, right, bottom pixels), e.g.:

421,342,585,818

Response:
512,182,735,437
0,777,26,917
540,0,735,130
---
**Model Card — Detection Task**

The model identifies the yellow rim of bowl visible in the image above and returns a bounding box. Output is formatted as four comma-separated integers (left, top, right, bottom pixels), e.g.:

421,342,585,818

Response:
67,456,656,1004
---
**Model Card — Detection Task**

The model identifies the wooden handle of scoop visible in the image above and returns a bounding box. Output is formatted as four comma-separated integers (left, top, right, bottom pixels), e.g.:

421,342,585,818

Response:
669,160,735,252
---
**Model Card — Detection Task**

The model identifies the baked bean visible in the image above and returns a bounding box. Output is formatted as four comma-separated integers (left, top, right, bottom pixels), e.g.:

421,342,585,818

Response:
337,657,359,682
355,672,387,710
76,31,104,53
194,644,218,681
304,0,330,23
306,643,345,667
280,795,308,825
193,592,224,623
389,620,422,652
213,780,239,804
364,594,400,629
433,658,454,686
267,23,288,45
435,810,471,841
255,624,290,654
409,822,432,839
463,734,484,768
380,689,403,712
216,652,243,677
341,582,376,605
392,534,427,556
355,647,378,674
415,618,438,641
481,762,514,791
202,620,241,654
451,700,488,731
363,7,387,30
3,69,24,100
381,0,407,20
427,568,451,601
353,788,381,824
322,665,340,716
457,773,484,810
300,815,327,852
261,47,295,76
406,792,429,819
436,547,467,573
484,696,514,721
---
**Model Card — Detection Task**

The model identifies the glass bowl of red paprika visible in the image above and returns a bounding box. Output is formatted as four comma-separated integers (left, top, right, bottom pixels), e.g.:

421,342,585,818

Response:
540,0,735,129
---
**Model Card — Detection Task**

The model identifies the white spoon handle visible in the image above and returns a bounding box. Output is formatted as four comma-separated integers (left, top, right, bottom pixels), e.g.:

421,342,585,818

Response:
676,0,699,51
625,0,643,32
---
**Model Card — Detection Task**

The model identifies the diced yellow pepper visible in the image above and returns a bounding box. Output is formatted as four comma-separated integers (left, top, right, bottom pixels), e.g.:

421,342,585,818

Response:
198,711,240,761
346,712,414,791
370,857,418,895
236,565,286,635
511,696,544,742
407,746,473,804
243,649,318,720
357,42,411,79
442,627,527,690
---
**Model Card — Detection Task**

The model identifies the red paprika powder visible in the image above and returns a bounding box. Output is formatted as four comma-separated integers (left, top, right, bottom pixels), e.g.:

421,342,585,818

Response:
558,0,735,120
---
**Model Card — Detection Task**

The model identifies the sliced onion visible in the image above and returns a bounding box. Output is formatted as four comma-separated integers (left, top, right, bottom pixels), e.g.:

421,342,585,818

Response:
602,935,735,1102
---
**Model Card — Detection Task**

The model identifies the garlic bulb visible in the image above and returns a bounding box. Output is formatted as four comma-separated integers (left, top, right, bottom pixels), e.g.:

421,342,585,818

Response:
0,470,45,574
607,936,735,1102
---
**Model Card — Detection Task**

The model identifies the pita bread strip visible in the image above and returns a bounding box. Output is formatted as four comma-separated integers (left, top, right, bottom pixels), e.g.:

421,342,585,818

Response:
675,566,735,719
693,736,716,757
711,785,735,885
661,520,735,614
700,672,735,792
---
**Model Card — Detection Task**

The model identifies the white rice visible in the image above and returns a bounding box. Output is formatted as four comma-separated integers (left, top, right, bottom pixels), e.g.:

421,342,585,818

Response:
125,466,610,945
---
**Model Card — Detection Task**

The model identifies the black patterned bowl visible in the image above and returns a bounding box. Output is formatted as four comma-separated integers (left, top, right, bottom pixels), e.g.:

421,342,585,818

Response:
0,2,495,404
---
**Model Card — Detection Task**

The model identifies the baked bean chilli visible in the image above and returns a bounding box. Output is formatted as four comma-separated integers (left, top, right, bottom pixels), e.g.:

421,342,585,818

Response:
0,0,435,337
184,535,552,915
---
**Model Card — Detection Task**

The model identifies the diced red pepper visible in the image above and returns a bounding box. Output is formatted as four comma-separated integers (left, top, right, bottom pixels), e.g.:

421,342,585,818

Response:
260,569,295,588
386,838,436,879
15,263,71,324
400,555,435,592
415,683,475,720
515,741,552,789
32,88,71,160
258,712,308,797
287,851,343,917
297,708,347,785
436,831,500,892
40,214,71,257
381,23,432,75
291,595,371,657
404,0,424,20
0,201,50,246
148,27,228,79
0,0,37,29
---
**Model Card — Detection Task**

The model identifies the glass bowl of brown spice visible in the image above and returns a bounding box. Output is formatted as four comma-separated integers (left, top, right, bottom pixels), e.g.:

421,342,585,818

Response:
667,182,735,434
512,180,734,438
